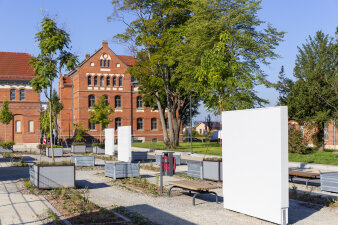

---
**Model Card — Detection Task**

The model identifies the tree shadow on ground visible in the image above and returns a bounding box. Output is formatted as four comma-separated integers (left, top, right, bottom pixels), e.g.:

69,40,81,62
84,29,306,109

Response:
76,179,110,190
0,166,29,181
125,204,197,225
288,199,324,224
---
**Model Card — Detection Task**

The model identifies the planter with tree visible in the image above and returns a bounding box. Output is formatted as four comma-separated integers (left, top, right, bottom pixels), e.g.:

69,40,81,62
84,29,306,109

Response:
29,17,78,188
71,123,88,153
0,99,14,151
89,95,114,153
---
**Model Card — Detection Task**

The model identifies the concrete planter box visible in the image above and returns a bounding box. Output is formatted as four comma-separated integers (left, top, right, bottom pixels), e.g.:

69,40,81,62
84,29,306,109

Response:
105,162,140,179
46,148,63,157
92,146,105,154
29,164,75,189
131,151,148,162
203,160,222,181
321,172,338,193
155,154,181,165
71,145,86,153
72,156,95,167
187,161,203,179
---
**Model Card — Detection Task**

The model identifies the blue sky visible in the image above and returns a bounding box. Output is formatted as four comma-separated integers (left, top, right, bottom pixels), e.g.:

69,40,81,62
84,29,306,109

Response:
0,0,337,122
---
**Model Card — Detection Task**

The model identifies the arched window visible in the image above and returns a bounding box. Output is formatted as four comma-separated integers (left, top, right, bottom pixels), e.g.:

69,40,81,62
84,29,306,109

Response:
100,59,103,67
100,76,104,86
115,118,121,128
115,95,121,108
88,95,95,107
119,77,123,86
94,76,98,86
20,89,25,101
137,96,143,108
113,77,117,86
10,89,16,100
107,60,110,67
106,76,111,86
103,95,108,105
151,118,157,130
88,76,92,86
137,118,143,130
104,60,107,67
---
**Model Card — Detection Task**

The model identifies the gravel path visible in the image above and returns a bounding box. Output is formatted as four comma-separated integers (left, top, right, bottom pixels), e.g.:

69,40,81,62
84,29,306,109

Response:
76,170,338,225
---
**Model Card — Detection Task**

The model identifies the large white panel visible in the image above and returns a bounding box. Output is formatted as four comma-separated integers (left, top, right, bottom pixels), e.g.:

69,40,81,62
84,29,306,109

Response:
105,128,115,155
222,106,288,225
118,126,132,162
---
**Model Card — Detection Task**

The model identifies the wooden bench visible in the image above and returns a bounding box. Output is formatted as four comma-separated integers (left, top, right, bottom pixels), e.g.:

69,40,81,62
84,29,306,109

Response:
289,170,320,187
168,180,221,206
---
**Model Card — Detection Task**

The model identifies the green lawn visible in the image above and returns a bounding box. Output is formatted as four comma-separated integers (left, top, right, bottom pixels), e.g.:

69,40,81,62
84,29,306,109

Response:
289,149,338,165
132,141,222,156
132,142,338,165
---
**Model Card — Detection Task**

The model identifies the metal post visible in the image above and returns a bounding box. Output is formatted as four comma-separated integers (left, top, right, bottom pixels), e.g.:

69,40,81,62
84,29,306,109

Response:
190,93,192,154
160,156,163,193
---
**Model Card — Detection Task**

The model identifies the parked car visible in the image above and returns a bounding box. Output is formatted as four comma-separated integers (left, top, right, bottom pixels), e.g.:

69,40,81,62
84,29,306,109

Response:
183,137,202,142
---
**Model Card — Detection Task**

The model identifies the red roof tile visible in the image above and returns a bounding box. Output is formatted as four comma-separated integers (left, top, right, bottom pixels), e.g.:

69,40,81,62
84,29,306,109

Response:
0,52,35,80
117,55,137,67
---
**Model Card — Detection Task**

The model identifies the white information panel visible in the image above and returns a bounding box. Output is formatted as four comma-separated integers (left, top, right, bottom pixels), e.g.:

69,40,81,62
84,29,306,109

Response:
118,126,132,162
222,106,288,225
105,128,114,155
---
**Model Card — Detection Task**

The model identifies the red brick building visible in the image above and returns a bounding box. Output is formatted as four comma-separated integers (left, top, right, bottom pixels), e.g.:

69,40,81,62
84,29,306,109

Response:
0,52,41,147
58,41,166,142
289,120,337,149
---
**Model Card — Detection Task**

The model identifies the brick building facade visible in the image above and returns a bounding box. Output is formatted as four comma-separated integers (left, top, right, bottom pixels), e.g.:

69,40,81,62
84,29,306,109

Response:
289,120,337,149
0,52,40,146
58,41,167,143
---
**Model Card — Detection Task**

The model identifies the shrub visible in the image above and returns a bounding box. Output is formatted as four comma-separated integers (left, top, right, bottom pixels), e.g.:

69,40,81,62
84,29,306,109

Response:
74,123,88,143
203,157,222,161
36,160,73,166
0,141,15,149
46,145,62,148
72,142,86,146
38,144,46,150
92,143,105,148
289,125,307,154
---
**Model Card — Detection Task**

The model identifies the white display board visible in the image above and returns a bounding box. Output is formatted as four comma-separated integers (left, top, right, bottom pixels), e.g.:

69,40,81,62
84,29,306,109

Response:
118,126,132,162
222,106,288,225
104,128,115,155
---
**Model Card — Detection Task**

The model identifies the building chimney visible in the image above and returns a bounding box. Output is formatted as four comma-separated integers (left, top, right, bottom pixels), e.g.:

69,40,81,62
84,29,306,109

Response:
102,40,108,48
85,54,90,60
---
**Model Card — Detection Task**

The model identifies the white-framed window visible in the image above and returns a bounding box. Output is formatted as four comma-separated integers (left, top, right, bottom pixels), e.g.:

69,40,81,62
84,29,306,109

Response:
119,77,123,86
137,118,143,130
20,89,25,101
115,118,121,128
151,118,157,130
324,124,329,140
88,95,95,108
89,121,95,130
115,96,121,108
100,76,104,86
116,63,120,68
28,120,34,133
10,89,16,100
137,96,143,108
15,120,21,133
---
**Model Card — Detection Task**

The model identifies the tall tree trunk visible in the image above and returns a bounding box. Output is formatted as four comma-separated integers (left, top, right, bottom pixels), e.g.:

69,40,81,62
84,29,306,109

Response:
50,82,54,162
155,92,169,146
5,125,6,142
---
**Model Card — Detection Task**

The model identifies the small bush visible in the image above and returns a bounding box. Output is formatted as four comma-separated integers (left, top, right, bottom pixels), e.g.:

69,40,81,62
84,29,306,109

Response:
72,142,86,146
38,144,46,150
289,126,307,154
36,160,73,166
0,141,15,149
46,145,63,148
1,152,13,158
203,157,222,161
92,143,105,148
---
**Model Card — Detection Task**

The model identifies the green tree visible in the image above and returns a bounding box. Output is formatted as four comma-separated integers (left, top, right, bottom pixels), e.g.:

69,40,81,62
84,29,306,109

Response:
288,125,307,154
287,31,337,151
0,100,14,142
89,96,114,142
275,66,294,106
195,0,285,113
73,123,89,143
30,17,78,161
